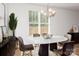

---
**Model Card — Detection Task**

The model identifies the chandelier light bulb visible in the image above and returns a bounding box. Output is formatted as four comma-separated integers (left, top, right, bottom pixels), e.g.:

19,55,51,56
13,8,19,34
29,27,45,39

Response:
48,8,53,13
52,10,56,15
41,10,44,14
49,13,52,16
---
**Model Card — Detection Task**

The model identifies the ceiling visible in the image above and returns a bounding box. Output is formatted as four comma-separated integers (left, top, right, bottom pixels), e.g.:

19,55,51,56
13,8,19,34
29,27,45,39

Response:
32,3,79,11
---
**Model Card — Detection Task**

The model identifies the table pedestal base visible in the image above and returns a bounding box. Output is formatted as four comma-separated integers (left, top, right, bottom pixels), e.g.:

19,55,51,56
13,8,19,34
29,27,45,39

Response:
38,44,48,56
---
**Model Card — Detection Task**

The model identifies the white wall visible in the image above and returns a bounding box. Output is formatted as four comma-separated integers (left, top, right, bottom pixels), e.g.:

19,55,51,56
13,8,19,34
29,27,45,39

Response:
6,3,45,38
6,3,79,38
0,4,4,26
50,8,79,35
0,4,4,37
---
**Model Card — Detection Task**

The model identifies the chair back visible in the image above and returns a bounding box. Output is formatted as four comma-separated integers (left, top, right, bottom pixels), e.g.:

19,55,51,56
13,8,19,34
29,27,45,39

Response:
64,34,71,42
33,33,40,37
18,37,24,50
62,42,73,56
42,33,47,36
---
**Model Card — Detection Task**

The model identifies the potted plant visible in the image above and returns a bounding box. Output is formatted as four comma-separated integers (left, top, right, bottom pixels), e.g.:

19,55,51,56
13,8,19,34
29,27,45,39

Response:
9,13,18,37
8,13,18,54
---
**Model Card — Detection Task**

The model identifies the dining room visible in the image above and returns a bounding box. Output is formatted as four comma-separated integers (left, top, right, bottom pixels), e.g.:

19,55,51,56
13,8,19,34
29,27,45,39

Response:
0,3,79,56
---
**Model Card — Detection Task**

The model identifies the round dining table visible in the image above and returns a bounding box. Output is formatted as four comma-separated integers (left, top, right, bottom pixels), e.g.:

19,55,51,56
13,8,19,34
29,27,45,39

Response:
23,35,68,56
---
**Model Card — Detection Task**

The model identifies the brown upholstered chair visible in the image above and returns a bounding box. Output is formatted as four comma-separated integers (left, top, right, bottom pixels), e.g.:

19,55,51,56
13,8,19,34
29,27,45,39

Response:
18,37,34,56
55,34,72,52
61,42,74,56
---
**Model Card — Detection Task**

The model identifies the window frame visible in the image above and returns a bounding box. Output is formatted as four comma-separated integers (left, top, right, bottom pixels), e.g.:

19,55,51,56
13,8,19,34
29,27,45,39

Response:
29,10,50,35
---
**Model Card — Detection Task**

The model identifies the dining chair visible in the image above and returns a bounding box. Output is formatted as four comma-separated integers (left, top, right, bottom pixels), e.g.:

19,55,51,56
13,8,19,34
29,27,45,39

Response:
33,33,40,37
58,34,72,45
50,43,57,51
52,42,74,56
42,33,47,37
18,37,34,56
57,34,72,51
61,42,74,56
33,33,40,48
50,34,72,56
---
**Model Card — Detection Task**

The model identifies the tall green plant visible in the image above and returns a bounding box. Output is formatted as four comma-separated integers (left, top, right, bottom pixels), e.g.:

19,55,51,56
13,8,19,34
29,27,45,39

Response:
9,13,17,37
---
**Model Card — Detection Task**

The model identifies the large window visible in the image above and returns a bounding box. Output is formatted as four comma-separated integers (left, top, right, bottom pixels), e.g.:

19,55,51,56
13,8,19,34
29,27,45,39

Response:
29,10,48,35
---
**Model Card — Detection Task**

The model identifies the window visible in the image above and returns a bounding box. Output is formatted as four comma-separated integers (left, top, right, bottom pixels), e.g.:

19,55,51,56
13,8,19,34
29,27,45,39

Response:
29,10,48,35
40,13,48,34
29,11,38,35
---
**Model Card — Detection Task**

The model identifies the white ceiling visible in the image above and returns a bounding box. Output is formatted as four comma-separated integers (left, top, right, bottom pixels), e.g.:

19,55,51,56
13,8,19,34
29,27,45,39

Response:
32,3,79,11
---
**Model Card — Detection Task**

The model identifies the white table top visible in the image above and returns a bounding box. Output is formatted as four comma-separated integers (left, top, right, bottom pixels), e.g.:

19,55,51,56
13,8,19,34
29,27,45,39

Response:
23,35,68,45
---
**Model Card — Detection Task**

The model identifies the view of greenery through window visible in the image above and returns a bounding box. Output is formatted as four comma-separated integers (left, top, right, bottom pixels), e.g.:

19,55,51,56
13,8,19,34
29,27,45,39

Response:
29,10,48,35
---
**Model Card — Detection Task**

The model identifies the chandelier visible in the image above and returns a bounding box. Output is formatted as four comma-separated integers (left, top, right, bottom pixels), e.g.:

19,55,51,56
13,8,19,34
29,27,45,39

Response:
40,4,56,17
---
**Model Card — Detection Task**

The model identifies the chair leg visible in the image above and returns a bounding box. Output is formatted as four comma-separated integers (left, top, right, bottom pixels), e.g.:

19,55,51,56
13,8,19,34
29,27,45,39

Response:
21,50,32,56
23,51,25,56
29,50,32,56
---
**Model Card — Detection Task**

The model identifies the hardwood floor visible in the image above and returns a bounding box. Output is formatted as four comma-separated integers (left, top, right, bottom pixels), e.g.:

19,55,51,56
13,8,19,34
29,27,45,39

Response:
14,44,79,56
14,48,21,56
74,44,79,56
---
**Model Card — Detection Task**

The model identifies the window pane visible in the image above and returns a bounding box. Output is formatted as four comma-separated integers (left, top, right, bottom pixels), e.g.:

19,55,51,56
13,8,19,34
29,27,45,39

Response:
29,11,32,22
29,24,38,35
29,11,38,23
40,24,48,34
40,13,48,23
